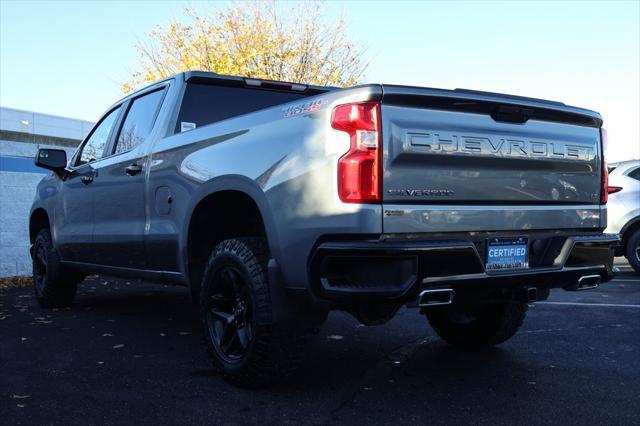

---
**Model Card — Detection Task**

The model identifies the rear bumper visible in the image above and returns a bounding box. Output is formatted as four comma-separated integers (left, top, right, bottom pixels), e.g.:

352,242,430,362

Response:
308,233,619,301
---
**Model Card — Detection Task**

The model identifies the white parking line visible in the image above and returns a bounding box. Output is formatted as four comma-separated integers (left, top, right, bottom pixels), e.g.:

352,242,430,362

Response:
538,301,640,308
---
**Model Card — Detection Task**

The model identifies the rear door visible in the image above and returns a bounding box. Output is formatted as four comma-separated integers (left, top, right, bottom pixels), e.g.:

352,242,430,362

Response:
89,87,167,269
379,86,604,233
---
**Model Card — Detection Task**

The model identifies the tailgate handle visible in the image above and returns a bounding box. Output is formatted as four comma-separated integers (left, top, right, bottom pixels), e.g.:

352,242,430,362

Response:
491,105,533,124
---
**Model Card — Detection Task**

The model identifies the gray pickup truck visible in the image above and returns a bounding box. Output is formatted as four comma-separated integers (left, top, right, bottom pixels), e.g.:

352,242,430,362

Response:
31,72,619,387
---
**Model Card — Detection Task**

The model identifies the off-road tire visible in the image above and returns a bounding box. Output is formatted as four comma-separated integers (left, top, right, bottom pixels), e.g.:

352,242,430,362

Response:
625,229,640,274
32,228,81,308
425,301,528,349
199,237,304,388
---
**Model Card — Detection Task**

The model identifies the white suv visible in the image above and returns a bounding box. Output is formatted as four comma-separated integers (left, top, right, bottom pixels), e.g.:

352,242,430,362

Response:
606,160,640,273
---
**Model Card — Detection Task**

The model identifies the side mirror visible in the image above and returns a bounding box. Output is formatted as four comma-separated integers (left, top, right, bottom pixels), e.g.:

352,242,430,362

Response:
35,148,67,172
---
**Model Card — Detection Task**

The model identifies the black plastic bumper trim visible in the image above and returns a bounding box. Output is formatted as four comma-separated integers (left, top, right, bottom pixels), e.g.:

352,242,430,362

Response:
308,234,619,301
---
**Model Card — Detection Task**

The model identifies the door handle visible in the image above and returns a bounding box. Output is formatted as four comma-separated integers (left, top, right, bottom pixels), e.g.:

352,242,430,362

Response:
81,175,93,185
125,163,143,176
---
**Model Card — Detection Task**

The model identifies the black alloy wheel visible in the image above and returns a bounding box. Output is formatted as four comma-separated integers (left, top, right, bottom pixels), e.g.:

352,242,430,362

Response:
199,238,305,387
204,265,254,361
33,240,48,296
31,228,80,308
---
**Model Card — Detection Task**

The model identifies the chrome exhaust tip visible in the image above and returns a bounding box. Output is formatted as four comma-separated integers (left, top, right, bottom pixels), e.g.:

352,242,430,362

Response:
577,274,601,290
565,274,601,291
419,288,455,307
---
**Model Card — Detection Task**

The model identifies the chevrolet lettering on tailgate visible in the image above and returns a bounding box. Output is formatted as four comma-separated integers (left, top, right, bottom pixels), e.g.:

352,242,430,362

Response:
408,132,595,162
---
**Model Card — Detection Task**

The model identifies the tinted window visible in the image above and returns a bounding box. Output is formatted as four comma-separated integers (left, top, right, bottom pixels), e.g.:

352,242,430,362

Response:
174,84,307,134
114,89,165,154
78,106,121,165
628,167,640,181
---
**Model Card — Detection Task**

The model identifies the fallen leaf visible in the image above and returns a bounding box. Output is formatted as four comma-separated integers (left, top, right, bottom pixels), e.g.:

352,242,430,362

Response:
102,333,113,337
112,344,125,349
20,337,27,342
0,276,32,288
97,361,104,365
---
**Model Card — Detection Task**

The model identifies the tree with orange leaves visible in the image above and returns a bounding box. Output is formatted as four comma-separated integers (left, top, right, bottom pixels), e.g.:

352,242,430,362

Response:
123,2,367,93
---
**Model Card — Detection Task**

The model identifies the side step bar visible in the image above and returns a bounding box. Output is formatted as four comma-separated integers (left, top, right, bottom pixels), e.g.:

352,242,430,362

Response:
419,288,455,307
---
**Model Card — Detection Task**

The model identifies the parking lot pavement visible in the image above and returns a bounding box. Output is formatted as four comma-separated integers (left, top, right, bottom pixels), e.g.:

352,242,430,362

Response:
1,269,639,425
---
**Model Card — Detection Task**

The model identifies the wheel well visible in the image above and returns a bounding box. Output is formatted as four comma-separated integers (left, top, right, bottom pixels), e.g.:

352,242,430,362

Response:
29,209,50,243
622,219,640,254
187,191,267,297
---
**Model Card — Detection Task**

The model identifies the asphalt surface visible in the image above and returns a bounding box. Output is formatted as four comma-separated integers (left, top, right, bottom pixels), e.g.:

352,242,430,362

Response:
1,261,639,425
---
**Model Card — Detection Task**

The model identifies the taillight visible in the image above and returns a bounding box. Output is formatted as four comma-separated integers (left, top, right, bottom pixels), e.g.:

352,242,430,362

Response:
600,128,608,204
608,186,623,194
331,102,382,203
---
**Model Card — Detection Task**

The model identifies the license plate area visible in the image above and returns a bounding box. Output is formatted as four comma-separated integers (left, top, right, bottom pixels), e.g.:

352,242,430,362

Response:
486,237,529,272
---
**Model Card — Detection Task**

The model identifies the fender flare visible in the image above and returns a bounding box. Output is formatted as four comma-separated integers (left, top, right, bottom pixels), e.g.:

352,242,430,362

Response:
179,174,281,276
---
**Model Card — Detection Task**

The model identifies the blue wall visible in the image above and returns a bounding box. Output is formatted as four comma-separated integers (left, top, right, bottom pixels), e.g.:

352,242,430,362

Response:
0,155,47,174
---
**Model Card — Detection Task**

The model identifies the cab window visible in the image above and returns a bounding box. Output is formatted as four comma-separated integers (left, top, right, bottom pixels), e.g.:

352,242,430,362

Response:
77,106,122,166
173,83,307,134
114,89,165,154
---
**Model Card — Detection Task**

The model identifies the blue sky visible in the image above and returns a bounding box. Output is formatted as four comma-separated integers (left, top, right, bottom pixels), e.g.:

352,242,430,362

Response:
1,0,638,161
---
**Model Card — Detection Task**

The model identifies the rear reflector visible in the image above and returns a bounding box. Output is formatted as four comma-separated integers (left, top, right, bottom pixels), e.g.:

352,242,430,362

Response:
331,102,382,203
607,186,623,194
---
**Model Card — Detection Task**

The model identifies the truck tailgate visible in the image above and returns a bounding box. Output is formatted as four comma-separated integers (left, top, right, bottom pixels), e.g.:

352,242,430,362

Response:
379,85,604,233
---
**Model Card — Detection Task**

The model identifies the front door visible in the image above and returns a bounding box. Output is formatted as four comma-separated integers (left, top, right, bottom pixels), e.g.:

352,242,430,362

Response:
56,105,123,263
90,88,167,269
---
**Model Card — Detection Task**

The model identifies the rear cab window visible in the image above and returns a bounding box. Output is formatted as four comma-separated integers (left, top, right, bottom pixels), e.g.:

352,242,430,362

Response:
173,83,309,134
114,88,166,154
